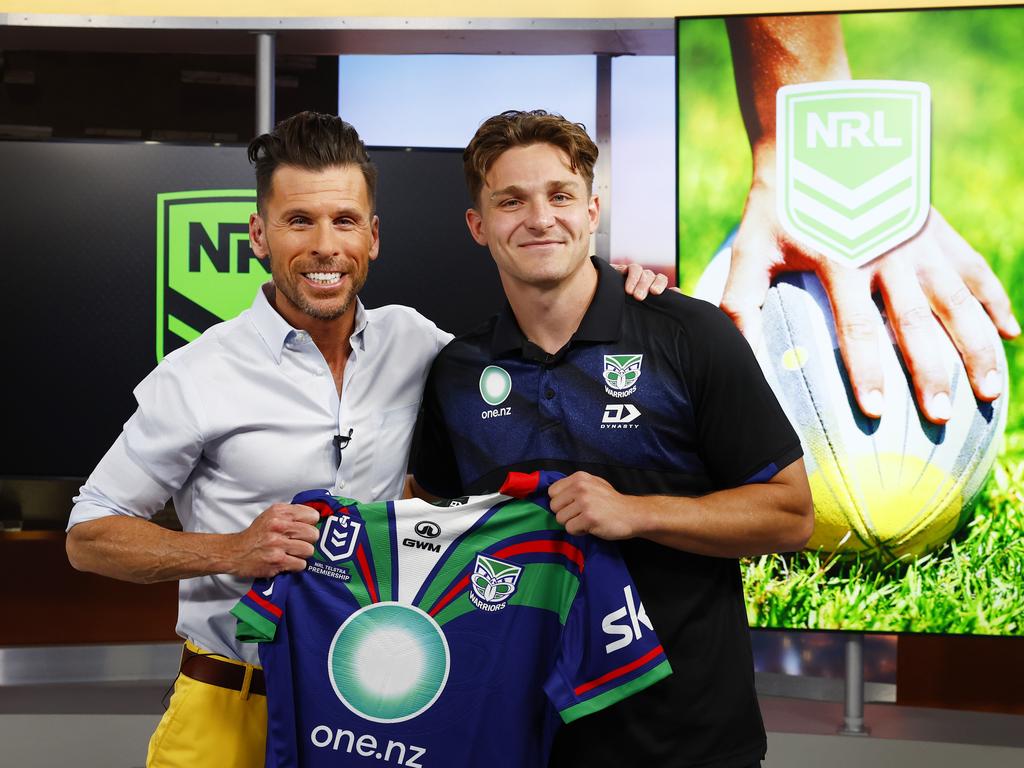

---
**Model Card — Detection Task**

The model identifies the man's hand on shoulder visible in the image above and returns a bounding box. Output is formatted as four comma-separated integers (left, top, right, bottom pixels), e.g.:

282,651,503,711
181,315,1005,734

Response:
549,472,644,540
612,262,679,301
228,503,321,578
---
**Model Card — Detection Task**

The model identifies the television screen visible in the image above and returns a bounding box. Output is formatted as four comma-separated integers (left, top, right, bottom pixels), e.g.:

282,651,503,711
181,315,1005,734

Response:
0,141,503,481
677,7,1023,636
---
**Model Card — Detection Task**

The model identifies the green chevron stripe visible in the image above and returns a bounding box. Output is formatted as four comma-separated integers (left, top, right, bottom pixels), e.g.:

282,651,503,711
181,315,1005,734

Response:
232,601,276,642
432,592,476,627
167,315,201,343
559,660,672,724
433,563,581,628
793,175,911,218
417,498,561,612
359,502,395,603
793,207,911,254
510,563,580,624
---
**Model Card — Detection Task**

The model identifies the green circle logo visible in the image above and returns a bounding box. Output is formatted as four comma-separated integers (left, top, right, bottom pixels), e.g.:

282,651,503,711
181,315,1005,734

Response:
479,365,512,406
327,602,449,723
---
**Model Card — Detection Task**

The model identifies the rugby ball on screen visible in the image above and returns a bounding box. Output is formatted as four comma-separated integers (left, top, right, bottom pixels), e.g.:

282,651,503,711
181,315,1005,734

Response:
694,245,1007,560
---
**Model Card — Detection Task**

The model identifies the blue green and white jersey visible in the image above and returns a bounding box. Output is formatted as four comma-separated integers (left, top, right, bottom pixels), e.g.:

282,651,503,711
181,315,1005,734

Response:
232,471,671,768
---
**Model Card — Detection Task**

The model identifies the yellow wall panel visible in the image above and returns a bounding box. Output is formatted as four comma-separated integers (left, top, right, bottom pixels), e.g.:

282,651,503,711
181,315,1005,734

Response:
0,0,1018,20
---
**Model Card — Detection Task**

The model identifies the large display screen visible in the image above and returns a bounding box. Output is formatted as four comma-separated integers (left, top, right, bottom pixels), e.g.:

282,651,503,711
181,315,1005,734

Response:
677,7,1023,636
0,141,503,481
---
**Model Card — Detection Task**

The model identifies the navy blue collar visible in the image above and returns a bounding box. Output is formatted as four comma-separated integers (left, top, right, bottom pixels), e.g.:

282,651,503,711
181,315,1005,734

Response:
490,257,624,360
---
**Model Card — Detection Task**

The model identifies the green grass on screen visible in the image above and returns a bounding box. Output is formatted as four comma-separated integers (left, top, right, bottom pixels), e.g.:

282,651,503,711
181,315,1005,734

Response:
678,9,1024,635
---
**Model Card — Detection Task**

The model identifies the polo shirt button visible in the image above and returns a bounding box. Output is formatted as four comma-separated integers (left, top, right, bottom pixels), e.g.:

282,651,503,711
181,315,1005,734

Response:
545,388,555,399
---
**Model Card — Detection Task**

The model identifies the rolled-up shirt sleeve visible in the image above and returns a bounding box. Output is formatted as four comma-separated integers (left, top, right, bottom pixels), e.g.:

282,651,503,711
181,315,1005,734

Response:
68,358,206,530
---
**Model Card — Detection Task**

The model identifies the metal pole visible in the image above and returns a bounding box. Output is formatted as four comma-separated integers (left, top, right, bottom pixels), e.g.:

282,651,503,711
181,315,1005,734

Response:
839,633,870,735
594,54,612,262
255,32,276,135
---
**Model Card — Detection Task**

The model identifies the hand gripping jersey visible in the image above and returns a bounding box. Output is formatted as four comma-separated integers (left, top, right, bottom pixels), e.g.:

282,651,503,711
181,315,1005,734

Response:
232,471,671,768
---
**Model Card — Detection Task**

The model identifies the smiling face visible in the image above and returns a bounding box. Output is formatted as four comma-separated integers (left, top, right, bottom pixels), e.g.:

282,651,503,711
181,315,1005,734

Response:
248,163,379,328
466,143,599,293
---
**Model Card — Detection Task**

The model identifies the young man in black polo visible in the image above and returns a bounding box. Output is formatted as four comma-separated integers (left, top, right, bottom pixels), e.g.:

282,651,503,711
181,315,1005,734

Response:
411,110,814,768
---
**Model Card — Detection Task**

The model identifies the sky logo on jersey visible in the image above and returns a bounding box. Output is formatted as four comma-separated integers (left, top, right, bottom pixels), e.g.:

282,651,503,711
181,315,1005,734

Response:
468,554,522,612
319,516,362,562
328,602,450,723
603,354,643,398
156,190,267,361
602,585,653,654
776,80,931,267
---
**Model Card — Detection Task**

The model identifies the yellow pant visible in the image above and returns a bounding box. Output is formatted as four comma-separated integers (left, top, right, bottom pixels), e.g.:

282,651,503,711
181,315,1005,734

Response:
147,641,267,768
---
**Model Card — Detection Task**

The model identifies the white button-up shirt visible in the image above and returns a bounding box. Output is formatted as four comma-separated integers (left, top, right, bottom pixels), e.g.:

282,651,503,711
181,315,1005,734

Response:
69,285,452,663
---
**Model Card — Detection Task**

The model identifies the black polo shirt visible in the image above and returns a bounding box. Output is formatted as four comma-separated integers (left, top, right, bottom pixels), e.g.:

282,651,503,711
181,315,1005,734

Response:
413,257,802,768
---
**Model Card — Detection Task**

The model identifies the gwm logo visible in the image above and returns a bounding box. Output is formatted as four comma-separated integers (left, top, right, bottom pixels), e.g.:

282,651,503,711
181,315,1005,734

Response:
603,355,643,398
468,554,522,612
776,81,931,267
156,190,266,360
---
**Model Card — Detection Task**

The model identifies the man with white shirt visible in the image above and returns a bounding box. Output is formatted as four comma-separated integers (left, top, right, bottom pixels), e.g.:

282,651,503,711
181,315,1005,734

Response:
66,110,665,768
66,111,451,768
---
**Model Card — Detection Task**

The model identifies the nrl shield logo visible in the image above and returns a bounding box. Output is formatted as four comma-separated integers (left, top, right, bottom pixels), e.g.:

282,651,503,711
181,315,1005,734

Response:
469,555,522,610
319,516,362,562
603,354,643,398
776,80,931,267
156,190,268,361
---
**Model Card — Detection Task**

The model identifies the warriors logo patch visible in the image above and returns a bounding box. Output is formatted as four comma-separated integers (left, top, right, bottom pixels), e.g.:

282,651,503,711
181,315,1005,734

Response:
603,354,643,398
469,555,522,612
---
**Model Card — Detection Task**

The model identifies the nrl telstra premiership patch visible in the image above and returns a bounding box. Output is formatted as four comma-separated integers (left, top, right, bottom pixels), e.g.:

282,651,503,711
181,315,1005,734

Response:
318,515,362,562
603,354,643,398
776,80,931,267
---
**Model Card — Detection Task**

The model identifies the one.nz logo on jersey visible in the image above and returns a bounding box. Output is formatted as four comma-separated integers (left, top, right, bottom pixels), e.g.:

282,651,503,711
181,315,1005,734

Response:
156,190,268,361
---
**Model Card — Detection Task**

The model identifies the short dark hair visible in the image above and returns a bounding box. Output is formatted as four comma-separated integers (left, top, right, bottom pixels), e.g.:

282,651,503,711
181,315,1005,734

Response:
463,110,598,205
247,111,377,212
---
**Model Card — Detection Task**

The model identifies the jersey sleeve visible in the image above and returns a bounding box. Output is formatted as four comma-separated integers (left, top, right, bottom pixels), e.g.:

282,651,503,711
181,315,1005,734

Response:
232,574,289,643
544,539,672,724
682,299,803,488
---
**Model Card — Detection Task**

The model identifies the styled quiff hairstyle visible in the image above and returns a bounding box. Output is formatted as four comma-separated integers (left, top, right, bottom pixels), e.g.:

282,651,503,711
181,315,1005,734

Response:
248,111,377,212
463,110,598,205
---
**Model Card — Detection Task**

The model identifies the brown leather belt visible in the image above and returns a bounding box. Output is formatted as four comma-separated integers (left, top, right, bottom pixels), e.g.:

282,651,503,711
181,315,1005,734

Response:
180,644,266,697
